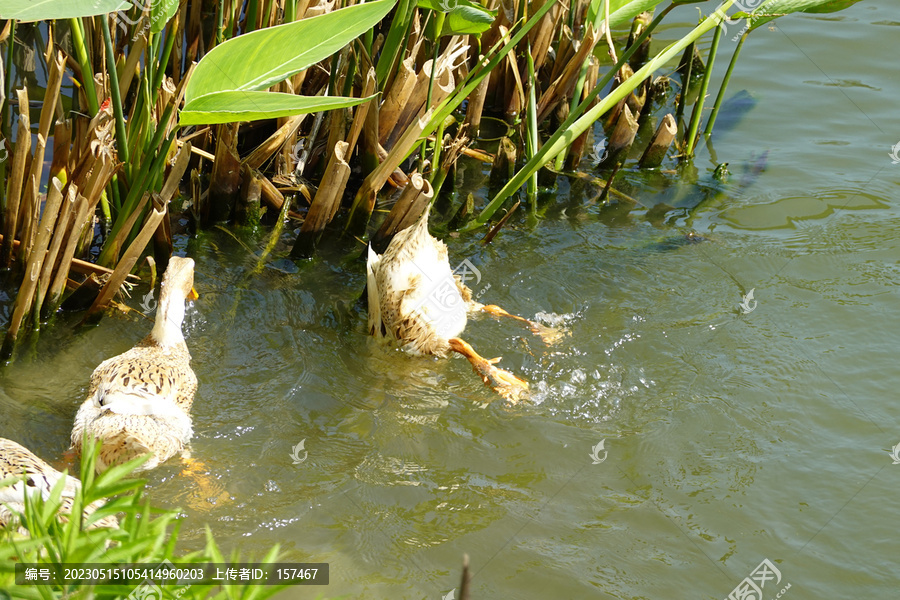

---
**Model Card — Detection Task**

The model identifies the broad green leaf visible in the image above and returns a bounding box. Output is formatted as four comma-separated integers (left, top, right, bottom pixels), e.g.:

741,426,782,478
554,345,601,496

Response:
0,0,129,21
180,91,375,125
737,0,863,30
443,5,496,34
185,0,395,104
150,0,179,33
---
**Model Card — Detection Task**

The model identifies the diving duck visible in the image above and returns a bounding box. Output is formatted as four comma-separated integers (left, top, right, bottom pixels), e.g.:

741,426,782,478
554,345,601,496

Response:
367,205,556,402
71,257,198,472
0,437,117,532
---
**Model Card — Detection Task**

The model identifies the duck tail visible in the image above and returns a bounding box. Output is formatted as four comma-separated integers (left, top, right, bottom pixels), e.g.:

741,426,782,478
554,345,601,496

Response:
366,245,384,338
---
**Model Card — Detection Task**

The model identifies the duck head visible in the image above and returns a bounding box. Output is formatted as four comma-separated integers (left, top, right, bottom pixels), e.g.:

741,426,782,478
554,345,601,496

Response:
150,257,198,347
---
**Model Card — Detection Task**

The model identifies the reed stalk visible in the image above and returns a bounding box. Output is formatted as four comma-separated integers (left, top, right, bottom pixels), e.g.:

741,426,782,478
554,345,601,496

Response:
685,20,721,157
1,178,64,360
1,88,30,269
371,173,434,253
704,30,748,137
101,17,130,166
87,203,166,318
474,0,733,228
35,188,75,319
292,140,351,258
44,192,90,318
674,43,696,121
69,18,100,115
639,113,677,168
525,45,539,208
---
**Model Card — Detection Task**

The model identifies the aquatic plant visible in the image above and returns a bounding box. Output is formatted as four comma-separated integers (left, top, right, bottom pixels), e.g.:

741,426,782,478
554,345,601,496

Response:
0,0,866,358
0,440,286,599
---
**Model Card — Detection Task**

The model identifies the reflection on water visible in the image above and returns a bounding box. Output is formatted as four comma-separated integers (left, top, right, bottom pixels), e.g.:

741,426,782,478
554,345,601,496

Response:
2,1,900,598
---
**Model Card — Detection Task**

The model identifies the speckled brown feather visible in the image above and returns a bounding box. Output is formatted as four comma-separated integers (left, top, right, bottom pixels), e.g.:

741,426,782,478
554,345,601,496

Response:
368,206,471,356
0,438,117,532
366,208,531,402
71,257,197,473
71,340,197,471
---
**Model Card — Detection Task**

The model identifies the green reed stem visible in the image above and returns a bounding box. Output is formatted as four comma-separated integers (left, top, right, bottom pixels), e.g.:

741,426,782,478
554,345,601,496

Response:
284,0,296,23
217,0,226,43
674,41,694,121
70,18,99,115
525,45,539,208
430,119,446,186
98,108,175,266
375,0,414,86
419,11,445,172
151,20,178,107
685,21,721,157
555,0,607,170
246,0,259,32
101,18,129,166
427,0,559,142
704,30,747,137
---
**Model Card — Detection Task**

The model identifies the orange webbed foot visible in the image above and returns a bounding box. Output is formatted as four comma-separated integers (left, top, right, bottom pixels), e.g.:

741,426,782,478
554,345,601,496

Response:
448,338,529,404
180,455,231,510
481,305,567,346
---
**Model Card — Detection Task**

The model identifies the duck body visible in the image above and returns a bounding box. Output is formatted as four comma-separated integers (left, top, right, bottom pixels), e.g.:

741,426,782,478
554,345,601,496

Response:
0,438,116,532
71,337,196,472
71,257,197,472
367,206,470,356
367,207,529,402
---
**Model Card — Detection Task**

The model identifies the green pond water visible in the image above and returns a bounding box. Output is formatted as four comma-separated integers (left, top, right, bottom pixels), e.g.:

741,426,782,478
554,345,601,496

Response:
2,1,900,598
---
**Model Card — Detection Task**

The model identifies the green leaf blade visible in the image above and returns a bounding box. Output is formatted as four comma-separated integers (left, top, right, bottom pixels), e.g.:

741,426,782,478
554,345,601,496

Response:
739,0,864,30
180,91,375,125
150,0,179,33
185,0,395,104
0,0,130,20
443,5,495,34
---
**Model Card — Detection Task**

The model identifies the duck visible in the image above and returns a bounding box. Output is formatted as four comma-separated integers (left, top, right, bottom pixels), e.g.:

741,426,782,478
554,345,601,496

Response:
366,205,558,402
71,256,199,472
0,437,117,533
